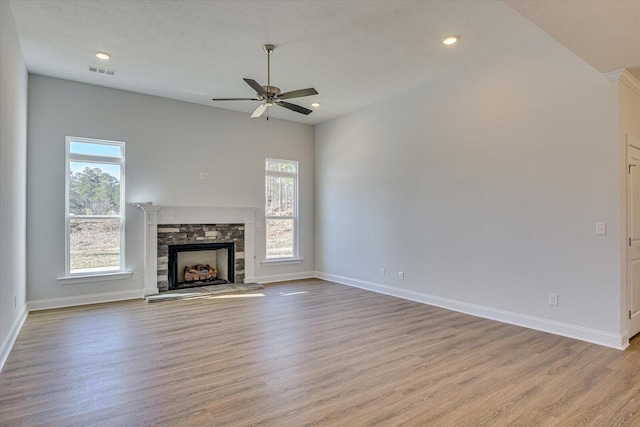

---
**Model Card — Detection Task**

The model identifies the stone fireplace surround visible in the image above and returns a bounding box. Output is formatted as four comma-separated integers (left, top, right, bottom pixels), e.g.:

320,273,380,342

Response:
136,205,256,296
160,226,242,292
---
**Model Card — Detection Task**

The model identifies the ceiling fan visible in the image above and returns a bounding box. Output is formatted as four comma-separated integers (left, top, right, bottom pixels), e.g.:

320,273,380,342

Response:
212,44,318,118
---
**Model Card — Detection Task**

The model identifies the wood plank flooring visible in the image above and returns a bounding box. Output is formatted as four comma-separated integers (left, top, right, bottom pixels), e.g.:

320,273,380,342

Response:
1,279,639,426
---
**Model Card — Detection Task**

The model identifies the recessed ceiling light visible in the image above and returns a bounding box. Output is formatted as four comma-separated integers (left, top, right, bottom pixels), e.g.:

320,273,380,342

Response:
311,102,320,108
95,51,111,60
442,35,459,46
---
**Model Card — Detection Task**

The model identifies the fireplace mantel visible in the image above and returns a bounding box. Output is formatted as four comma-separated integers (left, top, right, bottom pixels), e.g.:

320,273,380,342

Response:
135,204,256,296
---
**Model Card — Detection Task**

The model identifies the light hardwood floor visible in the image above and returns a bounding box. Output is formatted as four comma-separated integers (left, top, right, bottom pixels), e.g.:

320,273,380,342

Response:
1,279,639,426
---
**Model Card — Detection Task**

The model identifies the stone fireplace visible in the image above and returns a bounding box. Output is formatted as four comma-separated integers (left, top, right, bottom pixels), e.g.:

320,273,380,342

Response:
158,224,243,291
135,205,256,296
168,242,235,290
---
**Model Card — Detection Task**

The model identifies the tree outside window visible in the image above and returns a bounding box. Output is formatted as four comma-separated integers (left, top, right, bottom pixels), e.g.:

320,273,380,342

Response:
66,137,125,274
265,159,298,259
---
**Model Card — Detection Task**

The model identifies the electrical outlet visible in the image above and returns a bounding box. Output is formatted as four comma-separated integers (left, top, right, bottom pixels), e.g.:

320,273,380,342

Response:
398,271,404,280
549,293,558,306
381,268,386,277
199,172,205,180
132,271,139,280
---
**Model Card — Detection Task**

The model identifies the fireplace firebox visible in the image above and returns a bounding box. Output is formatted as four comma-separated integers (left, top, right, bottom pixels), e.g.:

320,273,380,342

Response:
168,242,235,290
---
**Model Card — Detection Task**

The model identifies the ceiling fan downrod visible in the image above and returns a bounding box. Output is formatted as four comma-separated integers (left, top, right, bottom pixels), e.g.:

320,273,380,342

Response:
264,44,274,88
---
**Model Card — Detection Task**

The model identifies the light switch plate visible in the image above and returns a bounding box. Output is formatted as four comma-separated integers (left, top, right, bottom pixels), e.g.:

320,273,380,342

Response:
595,222,606,235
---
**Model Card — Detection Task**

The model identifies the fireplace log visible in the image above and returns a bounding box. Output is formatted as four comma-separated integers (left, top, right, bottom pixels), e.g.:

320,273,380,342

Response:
183,264,217,282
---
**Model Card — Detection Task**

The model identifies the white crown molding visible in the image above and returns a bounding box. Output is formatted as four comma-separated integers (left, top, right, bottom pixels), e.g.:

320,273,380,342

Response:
604,69,640,95
315,271,628,350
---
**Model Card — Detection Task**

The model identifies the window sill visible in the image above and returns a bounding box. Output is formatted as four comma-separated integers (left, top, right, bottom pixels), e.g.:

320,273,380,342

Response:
58,271,133,285
260,258,304,266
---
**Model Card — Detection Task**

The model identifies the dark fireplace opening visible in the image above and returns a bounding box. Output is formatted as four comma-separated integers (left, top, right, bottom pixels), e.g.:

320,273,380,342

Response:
168,242,235,290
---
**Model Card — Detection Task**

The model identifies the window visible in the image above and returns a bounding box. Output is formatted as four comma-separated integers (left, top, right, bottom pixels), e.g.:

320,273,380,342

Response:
65,137,125,275
265,158,298,259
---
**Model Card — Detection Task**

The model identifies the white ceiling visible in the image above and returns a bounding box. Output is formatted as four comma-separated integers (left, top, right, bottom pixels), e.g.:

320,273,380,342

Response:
506,0,640,80
9,0,640,125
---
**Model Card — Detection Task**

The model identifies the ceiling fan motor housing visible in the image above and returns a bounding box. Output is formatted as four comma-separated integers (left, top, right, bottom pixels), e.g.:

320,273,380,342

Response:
260,86,281,97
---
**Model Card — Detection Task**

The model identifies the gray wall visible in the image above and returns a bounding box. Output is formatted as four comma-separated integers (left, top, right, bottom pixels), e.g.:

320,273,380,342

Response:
0,1,28,363
315,36,622,339
27,75,314,302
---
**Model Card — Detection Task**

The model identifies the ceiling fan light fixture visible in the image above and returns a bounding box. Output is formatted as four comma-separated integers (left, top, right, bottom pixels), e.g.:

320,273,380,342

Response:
95,51,111,60
311,102,320,108
442,35,459,45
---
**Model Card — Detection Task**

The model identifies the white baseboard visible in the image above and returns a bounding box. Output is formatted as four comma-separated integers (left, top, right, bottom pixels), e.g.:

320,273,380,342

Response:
248,270,315,284
0,303,28,373
28,289,144,311
4,272,625,375
315,271,627,350
143,286,159,297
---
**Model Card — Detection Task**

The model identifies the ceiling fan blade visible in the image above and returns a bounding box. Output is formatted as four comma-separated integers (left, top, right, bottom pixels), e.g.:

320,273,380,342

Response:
277,88,319,100
212,98,260,101
276,101,313,115
251,103,269,118
243,78,268,97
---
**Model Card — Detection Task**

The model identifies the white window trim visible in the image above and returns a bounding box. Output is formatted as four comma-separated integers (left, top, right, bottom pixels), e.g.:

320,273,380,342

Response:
58,271,132,285
265,158,299,261
260,258,303,266
64,136,126,279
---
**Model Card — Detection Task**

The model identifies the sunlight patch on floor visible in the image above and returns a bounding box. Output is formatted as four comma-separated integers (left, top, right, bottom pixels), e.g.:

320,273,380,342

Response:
201,293,265,299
